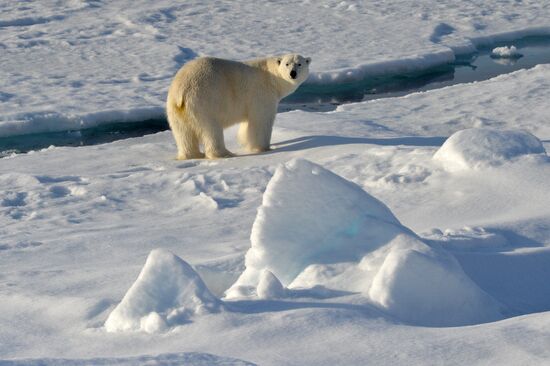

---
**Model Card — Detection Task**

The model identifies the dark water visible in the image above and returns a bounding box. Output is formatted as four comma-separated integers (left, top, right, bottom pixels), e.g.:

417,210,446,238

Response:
282,35,550,108
2,36,550,156
0,119,167,157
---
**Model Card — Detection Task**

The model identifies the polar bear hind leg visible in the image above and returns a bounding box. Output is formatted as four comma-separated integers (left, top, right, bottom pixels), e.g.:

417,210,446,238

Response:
174,123,204,160
201,122,235,159
167,104,204,160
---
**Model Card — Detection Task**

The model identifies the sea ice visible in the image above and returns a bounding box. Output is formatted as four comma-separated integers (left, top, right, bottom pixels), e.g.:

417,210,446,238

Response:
3,1,550,361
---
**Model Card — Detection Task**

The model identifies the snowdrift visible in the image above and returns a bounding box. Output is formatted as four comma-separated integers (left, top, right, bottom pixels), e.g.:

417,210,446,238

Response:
105,249,220,333
226,159,503,326
433,128,546,172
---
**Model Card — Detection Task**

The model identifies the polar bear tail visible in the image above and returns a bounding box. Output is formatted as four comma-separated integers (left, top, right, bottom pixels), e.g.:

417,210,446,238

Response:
166,96,185,130
174,93,185,109
166,95,204,160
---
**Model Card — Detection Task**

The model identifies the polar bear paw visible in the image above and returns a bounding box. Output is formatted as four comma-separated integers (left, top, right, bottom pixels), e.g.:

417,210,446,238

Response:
206,148,235,159
176,152,205,160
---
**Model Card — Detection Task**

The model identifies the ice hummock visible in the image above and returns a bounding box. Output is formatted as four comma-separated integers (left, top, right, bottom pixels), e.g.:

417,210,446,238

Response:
105,249,220,333
491,45,522,58
433,128,546,172
226,159,503,326
365,235,503,326
225,158,405,296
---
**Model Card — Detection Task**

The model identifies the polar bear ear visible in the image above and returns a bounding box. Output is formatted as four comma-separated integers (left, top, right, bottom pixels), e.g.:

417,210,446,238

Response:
305,57,311,64
277,58,282,65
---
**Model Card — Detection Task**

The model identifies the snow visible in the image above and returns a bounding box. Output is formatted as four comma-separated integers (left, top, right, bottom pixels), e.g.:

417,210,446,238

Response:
318,64,550,139
2,1,550,136
105,249,220,333
491,45,522,58
2,1,550,365
226,158,403,296
422,226,511,252
366,235,502,327
433,128,547,172
255,270,285,300
0,352,255,366
290,234,505,327
226,159,501,326
2,63,550,362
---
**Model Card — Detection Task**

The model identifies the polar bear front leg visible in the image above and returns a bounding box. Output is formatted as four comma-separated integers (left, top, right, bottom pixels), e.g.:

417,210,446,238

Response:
201,123,235,159
244,103,277,153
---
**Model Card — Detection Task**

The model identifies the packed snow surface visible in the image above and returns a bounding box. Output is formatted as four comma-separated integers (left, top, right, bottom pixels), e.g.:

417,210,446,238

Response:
0,353,255,366
2,1,550,365
433,128,547,172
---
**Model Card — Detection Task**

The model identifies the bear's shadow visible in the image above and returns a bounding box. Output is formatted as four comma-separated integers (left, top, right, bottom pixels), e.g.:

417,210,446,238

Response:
269,135,447,153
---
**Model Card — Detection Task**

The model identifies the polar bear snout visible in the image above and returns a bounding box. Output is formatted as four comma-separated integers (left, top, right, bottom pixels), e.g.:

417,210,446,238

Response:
277,54,311,83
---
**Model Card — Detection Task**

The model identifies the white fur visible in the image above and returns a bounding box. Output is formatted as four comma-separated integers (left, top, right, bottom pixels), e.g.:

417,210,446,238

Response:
166,54,310,159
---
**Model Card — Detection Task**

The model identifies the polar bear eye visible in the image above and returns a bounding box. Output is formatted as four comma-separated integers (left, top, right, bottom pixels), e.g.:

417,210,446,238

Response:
298,63,302,67
286,63,289,66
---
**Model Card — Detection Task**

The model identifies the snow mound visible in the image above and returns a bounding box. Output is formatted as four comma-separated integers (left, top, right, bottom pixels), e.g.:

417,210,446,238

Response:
256,270,286,300
491,45,522,58
226,159,502,326
225,158,406,297
290,234,503,326
367,235,502,326
105,249,220,333
433,128,546,172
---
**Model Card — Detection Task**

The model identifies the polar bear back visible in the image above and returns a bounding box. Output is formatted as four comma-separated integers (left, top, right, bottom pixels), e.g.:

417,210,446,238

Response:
168,57,279,128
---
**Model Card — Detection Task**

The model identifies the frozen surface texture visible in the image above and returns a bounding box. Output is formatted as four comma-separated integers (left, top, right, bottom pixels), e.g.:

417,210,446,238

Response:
0,352,256,366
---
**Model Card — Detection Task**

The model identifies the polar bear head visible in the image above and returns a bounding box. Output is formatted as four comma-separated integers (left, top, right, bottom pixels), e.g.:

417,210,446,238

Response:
276,54,311,85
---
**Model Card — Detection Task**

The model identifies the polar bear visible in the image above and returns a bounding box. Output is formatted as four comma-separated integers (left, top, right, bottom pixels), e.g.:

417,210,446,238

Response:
166,54,311,159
